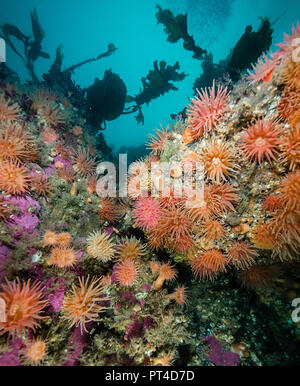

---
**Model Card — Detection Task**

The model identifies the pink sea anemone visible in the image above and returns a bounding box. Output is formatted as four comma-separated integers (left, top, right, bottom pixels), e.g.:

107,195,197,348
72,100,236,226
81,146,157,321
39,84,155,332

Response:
247,53,280,83
187,80,230,140
240,118,284,165
132,196,161,230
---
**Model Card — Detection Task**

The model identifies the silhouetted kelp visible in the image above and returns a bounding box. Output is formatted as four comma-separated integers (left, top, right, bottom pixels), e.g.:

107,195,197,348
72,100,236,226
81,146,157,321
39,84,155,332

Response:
193,17,274,91
155,5,207,60
0,9,50,83
86,70,127,129
124,60,187,125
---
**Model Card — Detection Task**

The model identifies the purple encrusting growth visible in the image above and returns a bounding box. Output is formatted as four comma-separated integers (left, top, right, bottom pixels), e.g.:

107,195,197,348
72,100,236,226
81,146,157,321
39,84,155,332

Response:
0,338,24,366
124,315,155,341
5,195,40,235
203,335,240,366
5,195,40,212
64,325,89,366
43,277,66,314
0,245,11,281
8,213,39,233
54,155,73,168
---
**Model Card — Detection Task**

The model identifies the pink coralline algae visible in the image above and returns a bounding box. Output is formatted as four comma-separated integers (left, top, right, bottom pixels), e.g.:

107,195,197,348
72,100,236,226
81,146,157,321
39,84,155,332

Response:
8,213,39,233
5,195,40,212
203,336,240,366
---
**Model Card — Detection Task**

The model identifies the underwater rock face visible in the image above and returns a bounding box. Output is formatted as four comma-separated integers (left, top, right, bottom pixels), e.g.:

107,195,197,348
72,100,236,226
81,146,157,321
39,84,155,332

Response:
0,4,300,368
86,70,127,128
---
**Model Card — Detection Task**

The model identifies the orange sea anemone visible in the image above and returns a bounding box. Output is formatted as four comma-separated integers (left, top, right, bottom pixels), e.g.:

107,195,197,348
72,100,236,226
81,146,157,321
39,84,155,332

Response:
86,230,115,262
146,124,170,155
41,127,59,145
0,123,38,162
182,127,197,145
30,172,52,196
24,338,47,364
278,87,300,127
269,207,300,247
153,206,193,252
280,125,300,171
187,81,230,140
152,261,177,290
62,276,107,332
99,198,118,223
72,126,83,136
167,285,187,306
116,237,145,260
56,232,72,246
87,174,98,193
149,261,161,275
209,182,239,213
280,171,300,210
0,159,30,195
114,259,139,287
281,56,300,90
252,223,280,249
38,101,66,128
240,118,284,165
0,278,48,338
191,249,227,281
152,353,174,366
228,242,257,270
43,231,58,246
203,220,225,242
202,139,237,183
185,185,220,221
0,96,20,122
58,166,77,183
73,147,97,176
47,247,77,268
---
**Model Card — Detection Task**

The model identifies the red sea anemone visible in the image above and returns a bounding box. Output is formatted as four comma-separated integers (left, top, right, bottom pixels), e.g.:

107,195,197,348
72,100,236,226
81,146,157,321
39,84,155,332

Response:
0,278,48,338
187,81,229,140
240,118,284,165
262,194,282,213
132,196,160,230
